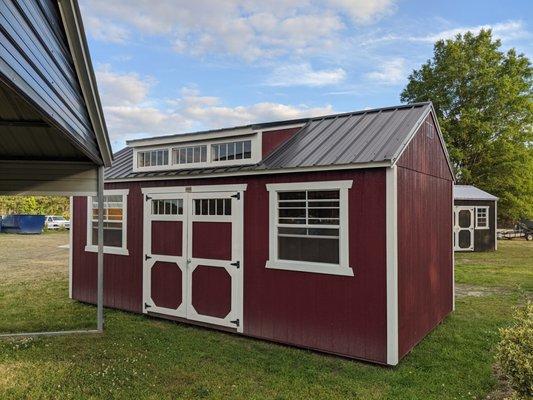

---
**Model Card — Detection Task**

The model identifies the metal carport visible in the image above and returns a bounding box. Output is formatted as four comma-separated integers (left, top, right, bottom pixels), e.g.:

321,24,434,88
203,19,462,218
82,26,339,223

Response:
0,0,112,336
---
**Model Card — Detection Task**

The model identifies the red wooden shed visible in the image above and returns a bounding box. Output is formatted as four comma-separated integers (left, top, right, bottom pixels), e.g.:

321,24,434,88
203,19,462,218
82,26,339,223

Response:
70,102,455,365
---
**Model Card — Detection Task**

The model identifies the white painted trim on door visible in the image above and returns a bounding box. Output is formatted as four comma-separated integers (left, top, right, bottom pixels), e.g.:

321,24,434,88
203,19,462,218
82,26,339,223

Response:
495,201,498,251
142,184,247,194
386,166,399,366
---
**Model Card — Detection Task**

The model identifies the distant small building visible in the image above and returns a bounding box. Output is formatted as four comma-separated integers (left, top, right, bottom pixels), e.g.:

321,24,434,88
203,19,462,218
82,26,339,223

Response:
454,185,498,252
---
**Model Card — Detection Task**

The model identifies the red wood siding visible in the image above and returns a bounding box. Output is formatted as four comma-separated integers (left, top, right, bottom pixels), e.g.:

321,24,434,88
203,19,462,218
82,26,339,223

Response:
151,261,183,309
72,168,388,363
261,127,301,158
192,222,232,260
397,114,453,181
192,266,232,318
397,115,454,358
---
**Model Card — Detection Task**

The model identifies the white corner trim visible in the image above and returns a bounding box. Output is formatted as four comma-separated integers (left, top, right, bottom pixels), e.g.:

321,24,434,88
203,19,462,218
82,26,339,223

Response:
265,260,354,276
452,189,455,311
84,245,129,256
69,196,73,299
386,166,399,366
142,184,248,194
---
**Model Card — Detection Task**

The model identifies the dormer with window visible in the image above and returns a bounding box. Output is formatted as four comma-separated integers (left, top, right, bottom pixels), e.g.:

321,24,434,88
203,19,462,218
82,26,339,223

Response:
129,123,305,173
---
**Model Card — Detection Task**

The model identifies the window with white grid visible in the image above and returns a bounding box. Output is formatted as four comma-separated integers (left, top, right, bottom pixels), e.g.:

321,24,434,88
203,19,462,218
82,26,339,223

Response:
476,206,489,229
266,181,353,276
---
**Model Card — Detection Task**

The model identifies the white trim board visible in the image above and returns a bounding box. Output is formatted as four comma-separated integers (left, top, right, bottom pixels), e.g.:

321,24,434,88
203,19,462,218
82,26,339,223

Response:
386,166,399,366
85,188,130,256
142,184,247,194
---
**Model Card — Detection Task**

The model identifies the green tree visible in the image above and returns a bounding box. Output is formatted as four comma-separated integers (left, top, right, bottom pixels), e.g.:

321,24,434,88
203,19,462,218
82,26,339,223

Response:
0,196,70,217
401,29,533,223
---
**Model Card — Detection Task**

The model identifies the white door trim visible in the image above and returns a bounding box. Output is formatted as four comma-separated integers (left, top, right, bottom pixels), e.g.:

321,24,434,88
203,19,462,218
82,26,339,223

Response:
142,192,188,318
386,166,399,366
142,186,245,333
185,190,244,333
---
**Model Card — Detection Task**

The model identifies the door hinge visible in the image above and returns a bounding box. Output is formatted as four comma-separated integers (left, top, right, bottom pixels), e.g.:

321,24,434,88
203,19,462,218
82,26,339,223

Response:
145,302,152,309
230,260,240,269
231,192,240,200
230,318,240,327
145,195,152,201
145,254,152,261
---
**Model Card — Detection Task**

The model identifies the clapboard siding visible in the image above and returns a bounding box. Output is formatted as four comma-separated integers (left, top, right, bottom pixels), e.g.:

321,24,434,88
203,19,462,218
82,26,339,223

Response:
0,0,101,161
72,168,388,363
396,117,454,358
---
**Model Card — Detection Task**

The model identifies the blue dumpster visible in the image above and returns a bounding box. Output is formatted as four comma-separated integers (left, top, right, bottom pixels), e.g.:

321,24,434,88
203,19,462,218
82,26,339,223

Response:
1,214,46,234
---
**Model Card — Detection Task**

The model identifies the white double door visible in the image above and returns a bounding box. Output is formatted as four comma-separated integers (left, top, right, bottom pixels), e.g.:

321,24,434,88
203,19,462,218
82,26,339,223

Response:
454,206,474,251
142,187,244,332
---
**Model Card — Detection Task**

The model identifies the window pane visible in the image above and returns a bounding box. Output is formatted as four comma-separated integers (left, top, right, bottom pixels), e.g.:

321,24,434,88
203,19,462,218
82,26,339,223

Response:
194,146,201,163
224,199,231,215
180,148,186,164
278,236,339,264
243,140,252,159
227,142,235,160
201,146,207,162
186,147,194,163
279,208,306,218
279,191,306,200
235,141,244,159
212,145,219,161
219,144,227,161
279,201,306,208
209,199,216,214
308,190,339,199
217,199,224,215
138,152,145,167
194,199,201,215
201,199,209,215
308,208,339,219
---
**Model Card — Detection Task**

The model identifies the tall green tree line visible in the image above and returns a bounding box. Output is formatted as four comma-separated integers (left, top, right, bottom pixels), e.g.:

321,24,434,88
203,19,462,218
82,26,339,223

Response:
401,30,533,223
0,196,70,217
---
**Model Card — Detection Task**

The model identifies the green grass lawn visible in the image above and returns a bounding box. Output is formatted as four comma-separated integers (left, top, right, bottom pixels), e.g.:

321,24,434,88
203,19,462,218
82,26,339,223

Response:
0,233,531,399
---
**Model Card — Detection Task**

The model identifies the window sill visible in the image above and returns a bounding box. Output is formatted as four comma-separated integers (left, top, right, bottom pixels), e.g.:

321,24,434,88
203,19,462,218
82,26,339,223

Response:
85,245,129,256
265,259,354,276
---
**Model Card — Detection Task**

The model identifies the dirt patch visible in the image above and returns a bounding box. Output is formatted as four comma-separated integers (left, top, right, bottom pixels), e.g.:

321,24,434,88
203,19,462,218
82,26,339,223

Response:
485,364,516,400
455,284,510,298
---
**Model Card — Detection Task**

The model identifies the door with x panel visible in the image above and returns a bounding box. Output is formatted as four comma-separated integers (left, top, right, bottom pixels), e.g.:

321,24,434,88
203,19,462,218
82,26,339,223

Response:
143,193,188,317
186,191,243,332
454,206,474,251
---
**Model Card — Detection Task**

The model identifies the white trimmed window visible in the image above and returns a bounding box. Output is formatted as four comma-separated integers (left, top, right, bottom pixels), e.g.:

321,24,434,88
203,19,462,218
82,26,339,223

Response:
265,181,353,276
212,140,252,162
476,206,489,229
137,149,169,168
172,144,207,165
85,189,129,255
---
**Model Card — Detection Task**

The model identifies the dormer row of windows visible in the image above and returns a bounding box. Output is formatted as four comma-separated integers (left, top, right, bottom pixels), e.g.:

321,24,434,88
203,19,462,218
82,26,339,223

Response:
133,136,258,172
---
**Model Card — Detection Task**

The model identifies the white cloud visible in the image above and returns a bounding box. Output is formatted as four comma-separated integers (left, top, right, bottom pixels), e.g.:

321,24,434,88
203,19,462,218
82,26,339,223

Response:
326,0,396,24
95,65,154,106
80,0,397,61
365,58,406,85
266,63,346,87
413,20,530,43
95,67,334,146
83,16,130,44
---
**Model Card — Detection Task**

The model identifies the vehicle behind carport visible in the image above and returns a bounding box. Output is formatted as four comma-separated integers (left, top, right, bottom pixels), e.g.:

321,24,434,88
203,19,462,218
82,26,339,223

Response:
45,215,70,230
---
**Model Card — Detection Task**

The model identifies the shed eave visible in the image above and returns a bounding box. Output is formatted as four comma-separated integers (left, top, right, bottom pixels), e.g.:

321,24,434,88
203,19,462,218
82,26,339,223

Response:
104,160,393,183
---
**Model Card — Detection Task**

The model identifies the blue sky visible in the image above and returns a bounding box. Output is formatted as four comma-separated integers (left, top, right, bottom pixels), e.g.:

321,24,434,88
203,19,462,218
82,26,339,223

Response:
79,0,533,151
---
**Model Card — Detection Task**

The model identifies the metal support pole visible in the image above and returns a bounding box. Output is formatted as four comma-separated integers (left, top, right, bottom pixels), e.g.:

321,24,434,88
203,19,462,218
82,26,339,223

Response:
97,166,104,332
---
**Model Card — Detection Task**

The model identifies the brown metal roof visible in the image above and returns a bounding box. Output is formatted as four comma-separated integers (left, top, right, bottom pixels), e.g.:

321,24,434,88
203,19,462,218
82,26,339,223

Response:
106,102,435,181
